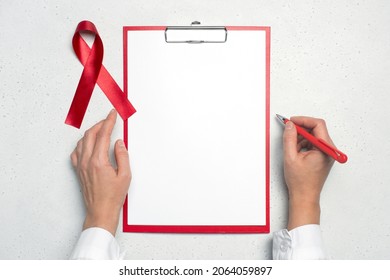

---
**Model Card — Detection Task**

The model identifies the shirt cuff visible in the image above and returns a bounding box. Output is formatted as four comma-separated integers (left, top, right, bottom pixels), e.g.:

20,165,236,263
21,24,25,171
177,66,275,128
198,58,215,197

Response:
70,227,124,260
272,224,328,260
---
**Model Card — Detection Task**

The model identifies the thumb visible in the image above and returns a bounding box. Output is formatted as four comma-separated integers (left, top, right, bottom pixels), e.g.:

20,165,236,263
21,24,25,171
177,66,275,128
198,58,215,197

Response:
114,139,131,178
283,121,298,161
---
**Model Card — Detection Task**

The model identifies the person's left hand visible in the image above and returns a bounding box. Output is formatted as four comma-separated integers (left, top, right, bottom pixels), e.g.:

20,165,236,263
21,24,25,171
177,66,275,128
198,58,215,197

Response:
71,110,131,236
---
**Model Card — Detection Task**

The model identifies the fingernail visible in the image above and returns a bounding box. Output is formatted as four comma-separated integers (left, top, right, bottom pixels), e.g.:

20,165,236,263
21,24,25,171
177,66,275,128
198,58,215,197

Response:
118,140,125,147
285,121,294,130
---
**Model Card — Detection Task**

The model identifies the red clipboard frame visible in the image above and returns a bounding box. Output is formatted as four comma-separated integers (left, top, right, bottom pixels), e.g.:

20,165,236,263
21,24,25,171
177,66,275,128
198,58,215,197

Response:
122,26,270,233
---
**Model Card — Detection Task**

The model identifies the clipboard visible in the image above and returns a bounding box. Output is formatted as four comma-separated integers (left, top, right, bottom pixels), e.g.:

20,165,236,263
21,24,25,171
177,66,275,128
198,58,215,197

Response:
123,23,270,233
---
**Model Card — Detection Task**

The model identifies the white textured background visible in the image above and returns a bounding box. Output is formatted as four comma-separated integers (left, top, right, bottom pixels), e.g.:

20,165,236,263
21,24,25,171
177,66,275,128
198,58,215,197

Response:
0,0,389,259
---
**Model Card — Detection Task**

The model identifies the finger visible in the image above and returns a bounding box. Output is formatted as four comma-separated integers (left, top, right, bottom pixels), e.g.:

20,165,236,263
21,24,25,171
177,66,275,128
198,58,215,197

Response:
80,121,104,164
290,116,334,145
283,121,298,161
76,139,83,158
70,149,78,168
75,139,85,171
93,110,117,159
114,139,131,180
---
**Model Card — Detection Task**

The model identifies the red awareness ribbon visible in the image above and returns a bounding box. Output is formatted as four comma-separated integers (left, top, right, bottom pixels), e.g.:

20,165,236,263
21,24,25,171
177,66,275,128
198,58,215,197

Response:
65,20,136,128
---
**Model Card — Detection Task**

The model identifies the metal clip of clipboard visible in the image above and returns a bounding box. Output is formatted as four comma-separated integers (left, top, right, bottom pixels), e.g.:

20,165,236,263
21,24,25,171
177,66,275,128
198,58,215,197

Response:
165,21,227,44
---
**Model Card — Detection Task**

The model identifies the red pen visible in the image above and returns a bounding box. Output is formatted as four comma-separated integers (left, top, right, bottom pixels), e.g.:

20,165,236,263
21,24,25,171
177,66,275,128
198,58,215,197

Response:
276,114,348,164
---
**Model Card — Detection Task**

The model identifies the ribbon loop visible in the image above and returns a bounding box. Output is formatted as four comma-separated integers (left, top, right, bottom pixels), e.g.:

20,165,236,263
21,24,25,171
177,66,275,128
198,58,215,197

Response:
65,20,136,128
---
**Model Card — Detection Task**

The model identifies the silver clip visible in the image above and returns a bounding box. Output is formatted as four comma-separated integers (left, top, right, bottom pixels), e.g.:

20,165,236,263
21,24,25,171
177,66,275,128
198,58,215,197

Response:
165,21,227,43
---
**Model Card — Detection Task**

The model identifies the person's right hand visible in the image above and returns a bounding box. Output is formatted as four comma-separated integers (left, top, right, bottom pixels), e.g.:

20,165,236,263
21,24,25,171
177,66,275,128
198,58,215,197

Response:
283,116,335,230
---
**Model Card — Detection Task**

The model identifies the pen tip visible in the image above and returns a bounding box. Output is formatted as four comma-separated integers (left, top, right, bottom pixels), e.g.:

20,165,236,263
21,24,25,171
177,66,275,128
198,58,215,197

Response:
276,114,286,124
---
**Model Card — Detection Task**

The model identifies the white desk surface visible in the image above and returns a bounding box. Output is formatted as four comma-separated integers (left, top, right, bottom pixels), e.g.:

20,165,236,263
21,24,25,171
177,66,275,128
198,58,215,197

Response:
1,0,389,259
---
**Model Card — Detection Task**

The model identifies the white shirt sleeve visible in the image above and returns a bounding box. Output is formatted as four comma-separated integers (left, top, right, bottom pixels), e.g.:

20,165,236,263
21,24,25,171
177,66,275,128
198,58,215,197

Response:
70,227,125,260
71,224,327,260
272,224,329,260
